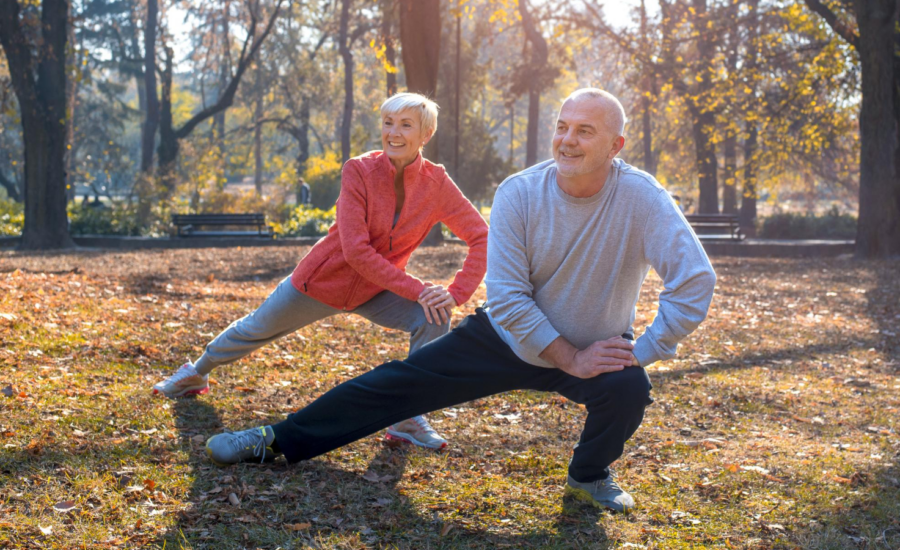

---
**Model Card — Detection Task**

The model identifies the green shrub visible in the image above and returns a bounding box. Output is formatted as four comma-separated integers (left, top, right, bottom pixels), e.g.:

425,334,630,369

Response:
68,203,142,236
759,208,856,239
275,205,336,237
0,198,23,236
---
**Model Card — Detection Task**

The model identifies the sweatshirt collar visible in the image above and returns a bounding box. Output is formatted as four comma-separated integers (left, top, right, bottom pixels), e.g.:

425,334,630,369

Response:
382,150,424,184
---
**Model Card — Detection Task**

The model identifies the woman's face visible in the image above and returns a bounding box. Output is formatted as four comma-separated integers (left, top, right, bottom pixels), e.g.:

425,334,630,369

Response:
381,109,431,169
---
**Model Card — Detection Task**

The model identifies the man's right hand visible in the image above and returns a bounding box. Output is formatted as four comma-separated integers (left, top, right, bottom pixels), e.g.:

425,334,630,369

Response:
541,336,635,379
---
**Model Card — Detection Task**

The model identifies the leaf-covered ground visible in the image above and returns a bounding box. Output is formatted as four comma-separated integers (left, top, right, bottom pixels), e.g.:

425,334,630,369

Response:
0,245,898,549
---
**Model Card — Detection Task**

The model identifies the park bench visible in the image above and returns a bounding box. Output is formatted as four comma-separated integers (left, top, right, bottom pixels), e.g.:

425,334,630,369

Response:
172,213,273,238
685,213,745,241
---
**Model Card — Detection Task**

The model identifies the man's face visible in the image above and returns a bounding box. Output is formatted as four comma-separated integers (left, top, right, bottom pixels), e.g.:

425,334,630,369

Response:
552,98,620,178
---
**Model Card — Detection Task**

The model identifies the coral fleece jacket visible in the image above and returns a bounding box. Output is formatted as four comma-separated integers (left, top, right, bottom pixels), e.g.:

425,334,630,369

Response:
290,151,489,311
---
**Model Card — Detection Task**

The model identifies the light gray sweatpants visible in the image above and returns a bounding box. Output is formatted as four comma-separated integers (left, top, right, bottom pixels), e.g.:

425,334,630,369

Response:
193,276,450,376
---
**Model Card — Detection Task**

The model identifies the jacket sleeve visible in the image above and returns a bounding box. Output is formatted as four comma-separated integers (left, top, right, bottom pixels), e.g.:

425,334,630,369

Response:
336,160,427,302
438,172,489,306
484,185,561,358
633,190,717,367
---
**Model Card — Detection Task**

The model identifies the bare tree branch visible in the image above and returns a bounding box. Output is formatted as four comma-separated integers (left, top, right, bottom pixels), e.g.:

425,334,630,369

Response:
802,0,860,50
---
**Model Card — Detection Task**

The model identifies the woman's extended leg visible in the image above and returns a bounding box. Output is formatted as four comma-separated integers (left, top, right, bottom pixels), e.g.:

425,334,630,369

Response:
152,277,338,397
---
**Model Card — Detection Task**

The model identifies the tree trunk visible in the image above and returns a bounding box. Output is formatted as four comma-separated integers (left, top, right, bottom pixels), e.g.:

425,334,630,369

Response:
382,0,397,96
0,0,74,249
399,0,442,245
253,63,264,195
722,132,737,214
0,170,22,202
64,13,78,202
338,0,354,164
691,105,719,213
691,0,719,214
141,0,159,173
399,0,441,163
854,0,900,257
518,0,548,168
740,121,758,235
157,46,178,194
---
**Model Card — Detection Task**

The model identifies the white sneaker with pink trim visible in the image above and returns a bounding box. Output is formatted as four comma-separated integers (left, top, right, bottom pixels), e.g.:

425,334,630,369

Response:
385,415,448,449
152,362,209,398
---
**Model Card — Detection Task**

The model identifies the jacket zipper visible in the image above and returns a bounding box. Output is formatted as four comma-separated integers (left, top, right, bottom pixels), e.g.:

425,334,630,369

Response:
342,274,363,310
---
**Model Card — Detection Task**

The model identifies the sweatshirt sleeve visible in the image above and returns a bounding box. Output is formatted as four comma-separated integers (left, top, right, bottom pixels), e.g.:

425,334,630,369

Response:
485,186,561,358
438,172,489,306
336,160,427,302
633,190,717,367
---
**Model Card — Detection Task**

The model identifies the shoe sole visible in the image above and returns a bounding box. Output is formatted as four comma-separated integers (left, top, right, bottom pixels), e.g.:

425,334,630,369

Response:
564,485,630,513
384,431,448,450
152,385,209,398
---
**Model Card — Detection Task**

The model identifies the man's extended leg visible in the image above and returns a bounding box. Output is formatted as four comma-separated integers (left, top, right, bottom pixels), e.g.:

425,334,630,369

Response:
268,309,548,463
351,290,451,448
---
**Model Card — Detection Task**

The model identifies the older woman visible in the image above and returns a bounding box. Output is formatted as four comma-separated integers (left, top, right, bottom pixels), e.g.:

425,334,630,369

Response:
153,93,488,450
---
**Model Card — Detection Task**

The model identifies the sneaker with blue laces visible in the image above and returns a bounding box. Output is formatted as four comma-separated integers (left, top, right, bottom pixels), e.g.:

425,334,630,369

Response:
205,426,282,466
564,471,635,512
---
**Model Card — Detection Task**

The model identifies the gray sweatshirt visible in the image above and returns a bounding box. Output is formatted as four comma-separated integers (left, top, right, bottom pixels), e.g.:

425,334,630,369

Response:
485,158,716,368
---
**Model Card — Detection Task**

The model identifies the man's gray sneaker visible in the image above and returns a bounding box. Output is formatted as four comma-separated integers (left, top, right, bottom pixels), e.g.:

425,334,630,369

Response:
205,426,281,466
564,472,635,512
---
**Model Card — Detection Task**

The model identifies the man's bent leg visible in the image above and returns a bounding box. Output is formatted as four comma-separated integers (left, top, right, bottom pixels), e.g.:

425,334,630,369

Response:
549,366,652,482
270,309,543,463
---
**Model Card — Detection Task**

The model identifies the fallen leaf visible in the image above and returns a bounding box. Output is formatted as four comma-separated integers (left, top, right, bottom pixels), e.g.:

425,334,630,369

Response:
0,313,16,321
39,526,52,535
233,386,255,393
285,522,311,531
441,523,454,536
362,471,394,483
52,501,76,512
1,386,13,398
228,492,241,507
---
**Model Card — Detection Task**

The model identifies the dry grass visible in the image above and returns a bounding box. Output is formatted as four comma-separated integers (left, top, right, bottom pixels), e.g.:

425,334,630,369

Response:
0,245,898,549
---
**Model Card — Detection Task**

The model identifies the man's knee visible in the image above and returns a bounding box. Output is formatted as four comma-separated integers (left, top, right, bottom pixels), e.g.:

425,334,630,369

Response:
592,367,652,409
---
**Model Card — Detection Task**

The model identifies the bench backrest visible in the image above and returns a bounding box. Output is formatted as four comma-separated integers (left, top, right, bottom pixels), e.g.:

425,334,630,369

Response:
172,213,266,225
685,214,740,225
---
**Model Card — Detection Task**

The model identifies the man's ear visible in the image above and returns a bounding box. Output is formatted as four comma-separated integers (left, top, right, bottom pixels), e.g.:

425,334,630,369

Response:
610,136,626,159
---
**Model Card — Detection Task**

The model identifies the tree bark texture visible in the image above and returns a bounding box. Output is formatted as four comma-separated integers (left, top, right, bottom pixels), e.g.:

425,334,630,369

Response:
722,132,737,214
854,0,900,257
0,0,75,249
141,0,159,173
690,0,719,214
338,0,354,164
254,63,264,195
399,0,440,163
382,0,397,97
740,121,758,234
398,0,442,244
518,0,548,168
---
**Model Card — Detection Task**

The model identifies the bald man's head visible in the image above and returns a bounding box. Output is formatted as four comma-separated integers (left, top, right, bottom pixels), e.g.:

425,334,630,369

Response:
562,89,626,137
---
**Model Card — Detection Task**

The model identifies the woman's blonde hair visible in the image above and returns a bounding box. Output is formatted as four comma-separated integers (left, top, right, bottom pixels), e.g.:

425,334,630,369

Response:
380,93,439,137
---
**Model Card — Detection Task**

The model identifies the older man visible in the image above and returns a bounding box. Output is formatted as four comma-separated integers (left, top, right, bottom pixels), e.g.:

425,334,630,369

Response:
203,89,716,512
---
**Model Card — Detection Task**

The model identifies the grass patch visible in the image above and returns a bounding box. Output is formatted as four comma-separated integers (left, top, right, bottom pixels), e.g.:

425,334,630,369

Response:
0,246,898,549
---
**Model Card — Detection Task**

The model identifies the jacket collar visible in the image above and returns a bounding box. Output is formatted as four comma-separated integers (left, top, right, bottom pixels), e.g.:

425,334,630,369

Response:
381,150,424,184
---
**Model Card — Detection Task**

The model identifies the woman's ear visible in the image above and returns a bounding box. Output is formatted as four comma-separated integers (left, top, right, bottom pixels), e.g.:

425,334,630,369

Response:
421,128,435,148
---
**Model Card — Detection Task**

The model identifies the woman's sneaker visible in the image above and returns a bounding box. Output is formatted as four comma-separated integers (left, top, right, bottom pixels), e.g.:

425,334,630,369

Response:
152,362,209,398
385,415,448,449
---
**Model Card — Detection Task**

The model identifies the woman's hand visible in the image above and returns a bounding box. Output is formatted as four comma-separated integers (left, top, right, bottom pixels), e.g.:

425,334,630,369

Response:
417,283,458,325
